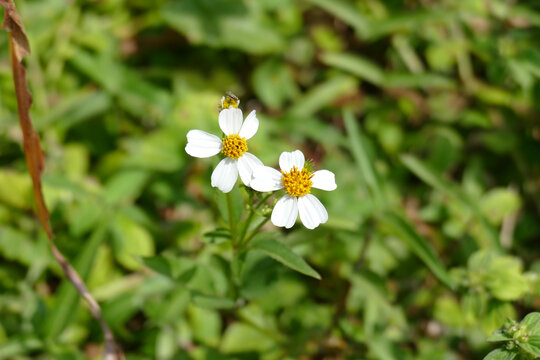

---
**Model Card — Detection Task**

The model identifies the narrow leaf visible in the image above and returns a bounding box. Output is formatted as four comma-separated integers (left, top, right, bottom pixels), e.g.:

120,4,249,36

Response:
378,210,455,289
305,0,370,37
322,52,454,89
322,52,384,85
250,238,321,279
288,75,357,118
401,154,500,249
343,108,384,207
192,294,237,310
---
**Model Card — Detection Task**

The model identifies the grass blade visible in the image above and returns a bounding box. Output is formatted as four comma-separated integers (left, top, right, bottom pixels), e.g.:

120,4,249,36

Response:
378,210,455,289
401,154,500,249
343,108,384,208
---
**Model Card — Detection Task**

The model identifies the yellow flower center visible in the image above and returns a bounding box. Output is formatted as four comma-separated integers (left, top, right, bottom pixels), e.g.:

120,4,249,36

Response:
281,166,313,197
221,134,247,159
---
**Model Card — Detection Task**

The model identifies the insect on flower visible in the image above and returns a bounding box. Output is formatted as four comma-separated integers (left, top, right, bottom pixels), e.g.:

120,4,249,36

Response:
185,96,263,193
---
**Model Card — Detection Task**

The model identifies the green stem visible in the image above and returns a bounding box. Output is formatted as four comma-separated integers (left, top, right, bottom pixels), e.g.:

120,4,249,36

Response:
239,210,255,246
230,250,241,300
226,192,242,300
255,192,272,210
243,216,271,246
226,192,238,247
239,192,274,248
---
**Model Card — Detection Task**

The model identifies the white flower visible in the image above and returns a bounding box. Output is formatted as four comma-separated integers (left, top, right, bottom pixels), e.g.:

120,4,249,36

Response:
251,150,337,230
185,107,263,193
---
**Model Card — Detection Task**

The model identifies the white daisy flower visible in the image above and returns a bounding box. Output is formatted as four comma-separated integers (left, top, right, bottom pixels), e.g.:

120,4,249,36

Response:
250,150,337,230
185,107,263,193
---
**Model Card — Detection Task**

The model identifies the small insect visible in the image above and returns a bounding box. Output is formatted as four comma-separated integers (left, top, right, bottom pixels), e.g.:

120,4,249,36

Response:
220,91,240,110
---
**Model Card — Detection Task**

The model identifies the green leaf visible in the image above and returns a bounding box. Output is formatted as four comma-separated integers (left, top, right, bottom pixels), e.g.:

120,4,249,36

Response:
307,0,458,41
0,337,43,360
288,75,357,118
69,51,172,120
103,170,149,205
305,0,370,37
156,327,176,360
521,313,540,334
366,10,459,40
483,348,518,360
250,238,321,280
68,200,103,237
192,293,236,310
202,228,231,244
378,210,455,289
486,263,529,302
481,301,516,336
0,227,50,267
487,331,513,343
343,108,384,207
220,322,276,353
252,59,299,110
141,255,173,278
141,255,197,283
161,0,283,54
111,215,155,270
187,305,222,346
321,52,384,86
123,130,185,172
434,297,466,328
516,313,540,356
518,339,540,357
480,188,522,225
468,251,529,301
215,186,244,227
384,72,455,89
41,225,108,339
321,52,454,89
37,91,111,131
401,154,500,249
368,336,408,360
0,170,33,210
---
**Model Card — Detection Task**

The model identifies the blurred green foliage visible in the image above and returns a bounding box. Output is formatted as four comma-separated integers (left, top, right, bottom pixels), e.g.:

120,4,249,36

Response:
1,0,540,359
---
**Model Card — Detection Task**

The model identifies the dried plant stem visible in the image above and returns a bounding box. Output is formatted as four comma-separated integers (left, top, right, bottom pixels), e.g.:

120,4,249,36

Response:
2,1,124,358
49,241,124,360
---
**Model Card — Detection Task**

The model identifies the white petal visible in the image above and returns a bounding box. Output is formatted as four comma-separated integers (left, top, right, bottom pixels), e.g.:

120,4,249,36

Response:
279,150,305,172
271,195,298,229
219,108,243,135
250,166,284,192
311,170,337,191
211,158,238,193
237,152,264,186
185,130,222,158
297,194,328,229
238,110,259,140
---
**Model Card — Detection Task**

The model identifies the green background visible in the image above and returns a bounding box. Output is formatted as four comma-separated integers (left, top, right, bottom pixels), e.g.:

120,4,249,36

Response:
1,0,540,359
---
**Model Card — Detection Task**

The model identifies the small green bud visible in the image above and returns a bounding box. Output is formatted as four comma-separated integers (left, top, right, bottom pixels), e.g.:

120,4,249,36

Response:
261,206,273,217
